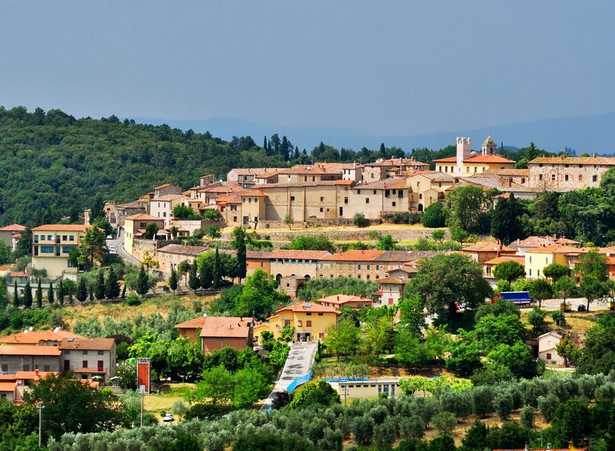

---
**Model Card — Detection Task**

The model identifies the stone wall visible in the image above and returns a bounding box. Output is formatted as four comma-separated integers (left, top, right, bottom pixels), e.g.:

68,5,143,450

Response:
131,239,158,263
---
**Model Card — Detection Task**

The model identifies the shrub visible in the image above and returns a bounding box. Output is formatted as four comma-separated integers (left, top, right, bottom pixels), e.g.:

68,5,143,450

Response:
537,393,560,422
398,415,426,441
472,385,494,418
431,411,457,435
551,310,566,326
520,405,534,429
353,213,370,228
124,293,140,306
493,390,514,420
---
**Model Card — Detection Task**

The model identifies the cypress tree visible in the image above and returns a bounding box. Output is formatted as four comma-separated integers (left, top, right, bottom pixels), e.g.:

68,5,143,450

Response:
13,280,19,307
95,270,105,300
169,267,178,293
105,267,120,299
188,261,199,293
199,259,212,289
213,248,221,289
0,279,6,310
48,283,54,304
76,277,88,303
121,283,126,299
58,280,65,306
36,279,43,308
136,265,149,296
24,281,32,309
233,227,247,279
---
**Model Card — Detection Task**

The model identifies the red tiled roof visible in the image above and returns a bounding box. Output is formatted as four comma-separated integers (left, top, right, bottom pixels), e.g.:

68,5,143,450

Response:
59,338,115,351
14,371,57,380
175,316,207,329
462,242,517,253
271,302,340,316
320,250,385,262
9,272,28,277
0,345,61,356
199,317,252,338
318,294,373,306
0,224,26,232
0,330,83,345
526,244,580,254
530,156,615,166
271,250,332,260
0,382,15,392
32,224,88,232
484,256,526,266
434,154,515,164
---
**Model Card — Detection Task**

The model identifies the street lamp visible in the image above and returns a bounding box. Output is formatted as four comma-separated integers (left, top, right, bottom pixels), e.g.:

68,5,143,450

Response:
139,385,146,427
36,399,45,447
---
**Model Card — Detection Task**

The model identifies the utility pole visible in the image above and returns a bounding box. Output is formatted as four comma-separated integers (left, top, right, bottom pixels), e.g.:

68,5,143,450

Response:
36,399,45,447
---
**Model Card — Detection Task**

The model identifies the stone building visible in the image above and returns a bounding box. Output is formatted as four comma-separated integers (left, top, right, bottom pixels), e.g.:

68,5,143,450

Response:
434,136,516,175
527,155,615,191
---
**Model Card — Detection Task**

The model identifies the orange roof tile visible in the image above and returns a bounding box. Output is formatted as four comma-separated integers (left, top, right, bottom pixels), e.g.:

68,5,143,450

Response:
320,250,385,262
484,256,526,266
271,250,332,260
526,244,580,254
59,338,115,351
175,316,208,329
0,330,84,345
270,302,340,317
124,213,164,221
0,345,61,356
0,224,26,232
14,371,57,380
318,294,373,306
199,317,252,338
0,382,15,392
530,156,615,166
32,224,88,232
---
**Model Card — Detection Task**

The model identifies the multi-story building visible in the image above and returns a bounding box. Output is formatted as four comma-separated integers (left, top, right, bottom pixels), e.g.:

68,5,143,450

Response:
59,338,116,381
527,155,615,192
246,250,331,280
156,244,210,275
0,345,61,373
434,136,515,176
0,224,25,250
31,224,87,278
253,302,340,343
123,214,166,256
149,194,188,228
361,158,429,182
461,242,518,264
175,316,253,353
347,178,413,220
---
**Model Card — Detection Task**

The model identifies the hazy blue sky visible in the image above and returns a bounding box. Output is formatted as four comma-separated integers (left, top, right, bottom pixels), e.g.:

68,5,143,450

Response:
1,1,613,137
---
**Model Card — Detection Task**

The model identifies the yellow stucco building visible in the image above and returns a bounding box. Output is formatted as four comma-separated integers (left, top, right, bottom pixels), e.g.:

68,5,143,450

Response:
123,214,166,256
434,136,515,176
31,224,87,278
253,301,340,343
524,244,577,278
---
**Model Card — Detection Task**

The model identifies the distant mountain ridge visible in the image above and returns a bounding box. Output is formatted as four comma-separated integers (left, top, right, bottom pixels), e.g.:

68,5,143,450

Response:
134,111,615,156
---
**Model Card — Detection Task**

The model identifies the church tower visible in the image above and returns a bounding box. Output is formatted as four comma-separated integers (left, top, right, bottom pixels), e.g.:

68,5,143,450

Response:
481,135,497,155
456,137,471,174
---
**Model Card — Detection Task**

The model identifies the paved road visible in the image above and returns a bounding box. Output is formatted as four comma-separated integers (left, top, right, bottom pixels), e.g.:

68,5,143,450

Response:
537,297,608,311
260,341,317,411
107,229,140,266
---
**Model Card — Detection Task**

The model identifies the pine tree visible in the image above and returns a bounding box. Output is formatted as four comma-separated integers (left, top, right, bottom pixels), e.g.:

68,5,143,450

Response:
199,259,212,289
95,270,106,300
24,281,32,309
0,279,7,310
76,278,88,303
233,227,247,279
136,265,149,296
48,283,54,304
57,280,64,306
36,279,43,308
89,286,94,303
188,261,199,293
105,267,120,299
169,267,178,293
213,248,221,289
13,280,19,307
263,135,268,151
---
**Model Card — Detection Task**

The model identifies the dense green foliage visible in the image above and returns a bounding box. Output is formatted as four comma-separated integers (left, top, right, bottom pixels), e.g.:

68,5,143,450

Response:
297,276,378,302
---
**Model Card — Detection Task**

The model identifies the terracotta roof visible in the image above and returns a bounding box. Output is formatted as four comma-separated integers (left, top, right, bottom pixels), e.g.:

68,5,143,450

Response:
124,213,163,221
155,183,173,189
230,168,273,175
244,189,267,197
434,154,515,164
199,317,252,338
555,237,581,246
157,244,210,256
32,224,88,232
335,180,356,185
410,171,457,182
0,330,84,345
0,224,26,232
175,316,207,329
462,242,517,253
59,338,115,351
484,256,526,266
377,277,408,284
14,371,57,380
318,294,373,306
246,251,274,260
270,302,340,317
10,272,28,277
526,244,580,254
320,250,385,262
0,382,15,392
0,345,61,356
354,177,412,190
365,158,429,168
254,181,341,189
272,250,332,260
152,194,186,202
529,156,615,166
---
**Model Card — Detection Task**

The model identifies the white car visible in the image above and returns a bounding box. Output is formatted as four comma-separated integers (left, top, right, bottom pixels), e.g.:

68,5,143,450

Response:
163,413,174,422
108,246,117,254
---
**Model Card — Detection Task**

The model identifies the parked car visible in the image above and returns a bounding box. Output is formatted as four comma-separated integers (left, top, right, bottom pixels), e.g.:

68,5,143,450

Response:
163,413,174,422
109,246,117,254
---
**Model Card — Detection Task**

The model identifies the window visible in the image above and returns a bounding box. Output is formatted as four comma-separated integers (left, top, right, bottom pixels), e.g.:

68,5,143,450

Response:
43,365,50,372
319,208,323,212
593,175,598,182
318,313,323,316
62,235,67,241
98,350,104,355
344,197,348,204
358,264,361,270
320,197,324,202
306,312,311,316
40,235,45,241
69,236,75,241
373,190,377,195
83,350,88,355
284,319,291,326
546,353,552,360
98,361,104,371
392,202,396,207
539,174,543,181
551,174,556,181
365,198,369,204
290,196,295,201
82,361,88,368
357,189,361,195
62,246,72,254
306,321,312,327
1,364,7,372
579,175,583,181
47,235,52,241
41,245,54,254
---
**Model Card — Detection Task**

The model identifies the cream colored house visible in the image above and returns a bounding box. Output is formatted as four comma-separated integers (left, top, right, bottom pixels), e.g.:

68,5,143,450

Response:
328,378,401,400
434,136,515,176
347,178,412,220
123,214,166,256
31,224,87,278
149,194,188,228
524,244,577,279
537,331,565,367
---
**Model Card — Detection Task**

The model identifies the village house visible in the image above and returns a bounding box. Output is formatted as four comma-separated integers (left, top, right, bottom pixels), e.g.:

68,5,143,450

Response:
31,224,88,279
104,201,146,228
483,255,526,285
227,168,276,187
214,193,243,227
317,294,373,310
0,345,62,374
155,244,210,276
524,244,579,278
527,155,615,192
461,242,518,264
123,214,166,256
347,178,413,220
328,378,402,401
175,316,253,353
537,331,565,367
0,370,58,403
148,194,188,228
246,250,331,280
361,158,429,182
253,302,340,343
0,329,84,346
376,276,408,307
406,172,458,211
59,337,116,381
0,224,25,251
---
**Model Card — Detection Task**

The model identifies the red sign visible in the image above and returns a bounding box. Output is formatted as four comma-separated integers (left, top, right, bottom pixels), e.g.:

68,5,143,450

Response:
137,358,150,394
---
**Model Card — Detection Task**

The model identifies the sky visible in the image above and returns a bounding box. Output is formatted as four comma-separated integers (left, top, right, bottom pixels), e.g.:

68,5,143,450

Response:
1,1,614,140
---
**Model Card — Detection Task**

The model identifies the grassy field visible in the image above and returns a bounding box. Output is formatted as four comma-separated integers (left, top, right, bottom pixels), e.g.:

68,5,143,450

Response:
520,307,599,338
61,293,217,328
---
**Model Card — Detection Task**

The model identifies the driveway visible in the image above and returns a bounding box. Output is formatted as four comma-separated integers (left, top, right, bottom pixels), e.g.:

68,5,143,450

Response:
108,229,140,266
260,341,317,411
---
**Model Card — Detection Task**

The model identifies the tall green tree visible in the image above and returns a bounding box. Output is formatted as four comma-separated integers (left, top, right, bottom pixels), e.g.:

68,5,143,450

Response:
421,202,448,228
95,270,106,300
0,279,7,310
105,267,121,299
491,194,524,244
232,227,247,279
199,258,213,289
409,253,493,319
136,265,150,297
90,193,106,222
76,277,88,303
57,280,64,306
446,185,487,233
188,261,199,293
169,267,178,292
48,283,54,304
543,263,569,282
213,248,221,289
528,278,552,309
13,280,19,307
36,279,43,308
78,226,107,269
323,320,361,361
492,260,525,284
234,269,287,319
24,281,32,308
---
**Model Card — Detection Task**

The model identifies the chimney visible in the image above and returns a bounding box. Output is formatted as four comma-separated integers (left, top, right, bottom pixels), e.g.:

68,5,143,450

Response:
35,369,39,377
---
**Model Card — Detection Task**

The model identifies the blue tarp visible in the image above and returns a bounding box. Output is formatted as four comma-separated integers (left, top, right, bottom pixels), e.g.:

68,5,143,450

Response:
500,291,532,303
